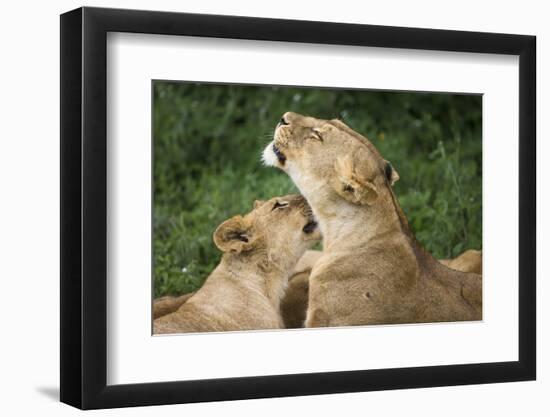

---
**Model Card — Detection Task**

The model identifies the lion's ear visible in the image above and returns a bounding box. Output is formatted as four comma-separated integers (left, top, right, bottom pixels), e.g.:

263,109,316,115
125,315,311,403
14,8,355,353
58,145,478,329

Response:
253,200,265,209
332,156,379,205
384,160,400,186
213,216,254,253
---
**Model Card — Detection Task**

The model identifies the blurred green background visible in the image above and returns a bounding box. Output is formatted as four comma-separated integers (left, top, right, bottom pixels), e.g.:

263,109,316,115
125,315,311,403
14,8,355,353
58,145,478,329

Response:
153,81,482,298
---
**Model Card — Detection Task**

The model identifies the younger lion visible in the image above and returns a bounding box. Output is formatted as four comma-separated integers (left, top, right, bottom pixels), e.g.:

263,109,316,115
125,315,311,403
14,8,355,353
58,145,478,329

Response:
263,112,482,327
153,194,320,334
153,293,196,319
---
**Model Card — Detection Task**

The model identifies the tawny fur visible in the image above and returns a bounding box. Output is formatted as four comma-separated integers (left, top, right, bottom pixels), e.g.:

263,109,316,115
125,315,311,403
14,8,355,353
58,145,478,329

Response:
279,250,323,328
154,248,482,327
440,249,482,274
280,249,482,328
151,250,324,322
153,194,320,334
263,112,482,327
153,292,196,319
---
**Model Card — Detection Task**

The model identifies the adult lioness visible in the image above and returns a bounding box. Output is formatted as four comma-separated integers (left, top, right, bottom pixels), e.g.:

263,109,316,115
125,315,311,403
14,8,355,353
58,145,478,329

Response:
280,249,483,328
263,112,482,327
153,194,320,334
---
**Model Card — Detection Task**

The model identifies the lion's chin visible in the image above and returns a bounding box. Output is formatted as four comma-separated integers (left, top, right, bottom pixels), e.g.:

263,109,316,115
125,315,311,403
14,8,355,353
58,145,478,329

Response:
262,141,282,167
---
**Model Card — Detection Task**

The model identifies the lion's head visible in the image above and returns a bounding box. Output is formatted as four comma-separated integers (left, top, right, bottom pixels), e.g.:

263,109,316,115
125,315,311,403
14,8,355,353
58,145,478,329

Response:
263,112,399,208
213,194,320,268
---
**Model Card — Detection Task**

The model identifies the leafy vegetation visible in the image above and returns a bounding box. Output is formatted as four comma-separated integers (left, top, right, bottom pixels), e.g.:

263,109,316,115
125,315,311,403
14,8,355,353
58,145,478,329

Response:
153,82,482,298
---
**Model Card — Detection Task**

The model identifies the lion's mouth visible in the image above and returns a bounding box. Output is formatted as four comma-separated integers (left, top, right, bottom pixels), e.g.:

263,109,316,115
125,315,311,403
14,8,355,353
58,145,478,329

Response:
272,144,286,165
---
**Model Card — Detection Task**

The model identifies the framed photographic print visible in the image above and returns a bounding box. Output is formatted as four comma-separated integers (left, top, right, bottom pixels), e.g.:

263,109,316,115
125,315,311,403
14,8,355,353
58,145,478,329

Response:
60,6,536,409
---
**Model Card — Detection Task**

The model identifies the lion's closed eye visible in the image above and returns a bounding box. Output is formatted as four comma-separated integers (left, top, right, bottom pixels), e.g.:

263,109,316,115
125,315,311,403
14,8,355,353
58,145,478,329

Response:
272,201,289,211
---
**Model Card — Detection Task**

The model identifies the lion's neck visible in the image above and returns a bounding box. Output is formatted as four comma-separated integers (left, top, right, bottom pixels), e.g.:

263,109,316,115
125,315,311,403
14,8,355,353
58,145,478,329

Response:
304,188,406,252
219,251,299,312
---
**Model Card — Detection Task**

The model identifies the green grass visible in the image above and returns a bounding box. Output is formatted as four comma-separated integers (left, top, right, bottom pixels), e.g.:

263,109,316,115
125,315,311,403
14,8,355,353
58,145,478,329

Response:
153,82,482,298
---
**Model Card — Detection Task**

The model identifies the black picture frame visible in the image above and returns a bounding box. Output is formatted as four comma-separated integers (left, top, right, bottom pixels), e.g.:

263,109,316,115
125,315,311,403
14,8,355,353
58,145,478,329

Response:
60,6,536,410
